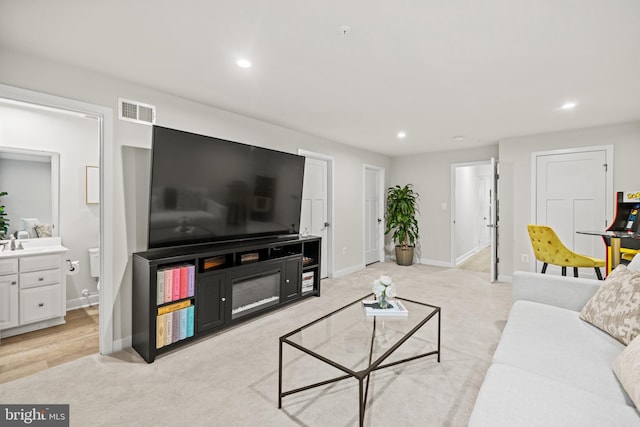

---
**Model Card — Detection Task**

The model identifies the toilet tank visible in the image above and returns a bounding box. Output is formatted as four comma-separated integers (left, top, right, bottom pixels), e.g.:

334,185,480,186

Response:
88,247,100,278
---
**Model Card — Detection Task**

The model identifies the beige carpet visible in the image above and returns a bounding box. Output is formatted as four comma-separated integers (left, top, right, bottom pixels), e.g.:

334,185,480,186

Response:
459,247,491,273
0,263,512,426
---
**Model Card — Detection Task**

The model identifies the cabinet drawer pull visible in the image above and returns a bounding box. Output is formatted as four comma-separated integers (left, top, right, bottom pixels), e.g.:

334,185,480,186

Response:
38,277,44,281
221,297,226,302
11,281,17,285
38,303,45,307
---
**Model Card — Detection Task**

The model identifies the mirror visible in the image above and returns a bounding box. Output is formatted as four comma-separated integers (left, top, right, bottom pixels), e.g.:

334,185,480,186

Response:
0,147,59,238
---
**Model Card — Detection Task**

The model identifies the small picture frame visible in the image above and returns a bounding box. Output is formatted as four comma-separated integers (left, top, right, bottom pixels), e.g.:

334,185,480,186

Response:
86,166,99,204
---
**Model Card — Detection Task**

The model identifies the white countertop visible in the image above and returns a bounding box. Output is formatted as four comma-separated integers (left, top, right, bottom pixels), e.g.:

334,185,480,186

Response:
0,237,69,258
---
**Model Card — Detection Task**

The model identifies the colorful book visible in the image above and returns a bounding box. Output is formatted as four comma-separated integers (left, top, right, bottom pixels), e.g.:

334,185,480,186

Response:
179,308,187,340
172,268,181,301
172,311,180,343
179,266,189,299
164,269,172,303
187,265,195,297
157,300,191,316
186,305,195,337
157,270,165,305
156,314,165,349
165,311,173,345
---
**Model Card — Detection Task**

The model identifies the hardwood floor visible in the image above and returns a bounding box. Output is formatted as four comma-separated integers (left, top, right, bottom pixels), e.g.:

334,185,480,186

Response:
0,306,99,384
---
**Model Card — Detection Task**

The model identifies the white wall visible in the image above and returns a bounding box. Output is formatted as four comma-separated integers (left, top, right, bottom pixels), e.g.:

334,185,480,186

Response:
0,104,101,307
0,47,391,351
390,145,499,266
498,122,640,279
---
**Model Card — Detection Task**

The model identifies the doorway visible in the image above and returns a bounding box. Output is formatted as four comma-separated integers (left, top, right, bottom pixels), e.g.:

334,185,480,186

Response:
299,150,333,279
532,146,613,278
451,160,496,277
0,83,113,357
363,164,385,265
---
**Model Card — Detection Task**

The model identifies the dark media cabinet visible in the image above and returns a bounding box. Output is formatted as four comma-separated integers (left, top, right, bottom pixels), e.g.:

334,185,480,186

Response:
132,235,321,363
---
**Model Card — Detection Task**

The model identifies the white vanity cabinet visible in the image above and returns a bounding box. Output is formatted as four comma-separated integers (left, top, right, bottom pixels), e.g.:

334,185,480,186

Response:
0,241,68,337
19,254,64,325
0,258,19,329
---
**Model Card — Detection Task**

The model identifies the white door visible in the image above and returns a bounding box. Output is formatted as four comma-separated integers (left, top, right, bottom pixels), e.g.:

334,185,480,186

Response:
535,149,609,276
301,157,329,278
364,166,383,265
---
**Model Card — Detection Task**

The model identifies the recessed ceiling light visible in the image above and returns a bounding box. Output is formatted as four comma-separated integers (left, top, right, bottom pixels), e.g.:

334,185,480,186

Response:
237,59,252,68
397,131,406,139
453,136,464,141
560,101,577,110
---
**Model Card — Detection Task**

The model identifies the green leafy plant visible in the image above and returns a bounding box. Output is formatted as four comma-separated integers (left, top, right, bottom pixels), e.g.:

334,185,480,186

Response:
0,191,8,238
385,184,419,248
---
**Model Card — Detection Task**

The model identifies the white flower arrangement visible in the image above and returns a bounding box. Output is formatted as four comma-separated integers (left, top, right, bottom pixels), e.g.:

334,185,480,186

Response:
372,275,396,299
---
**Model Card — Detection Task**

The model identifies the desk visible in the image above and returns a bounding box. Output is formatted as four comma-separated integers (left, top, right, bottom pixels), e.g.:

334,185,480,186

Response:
577,230,640,272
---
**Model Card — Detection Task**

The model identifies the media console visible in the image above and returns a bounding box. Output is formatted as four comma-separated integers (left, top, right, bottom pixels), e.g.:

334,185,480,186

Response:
132,235,321,363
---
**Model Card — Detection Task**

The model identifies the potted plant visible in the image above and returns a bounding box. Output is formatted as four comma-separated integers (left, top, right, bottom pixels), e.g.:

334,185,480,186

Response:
385,184,419,266
0,191,9,239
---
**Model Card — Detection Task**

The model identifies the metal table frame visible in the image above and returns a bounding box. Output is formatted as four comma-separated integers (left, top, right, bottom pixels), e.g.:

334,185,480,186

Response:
278,294,441,426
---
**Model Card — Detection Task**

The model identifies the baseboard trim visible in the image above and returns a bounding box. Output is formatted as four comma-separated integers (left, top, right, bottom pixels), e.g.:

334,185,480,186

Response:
419,258,453,268
333,264,365,278
67,295,99,311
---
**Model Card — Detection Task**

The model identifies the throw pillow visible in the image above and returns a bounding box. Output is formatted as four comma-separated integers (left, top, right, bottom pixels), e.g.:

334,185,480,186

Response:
20,217,40,238
34,223,53,238
579,264,640,345
612,335,640,409
628,253,640,273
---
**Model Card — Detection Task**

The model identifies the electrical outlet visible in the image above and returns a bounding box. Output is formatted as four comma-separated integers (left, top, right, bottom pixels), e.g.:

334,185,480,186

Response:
521,254,529,263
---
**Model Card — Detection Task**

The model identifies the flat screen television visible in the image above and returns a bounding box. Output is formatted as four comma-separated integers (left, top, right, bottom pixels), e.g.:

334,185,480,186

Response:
147,126,305,249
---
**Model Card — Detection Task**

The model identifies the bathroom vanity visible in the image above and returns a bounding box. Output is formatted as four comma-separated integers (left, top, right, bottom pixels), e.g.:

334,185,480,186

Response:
0,237,68,337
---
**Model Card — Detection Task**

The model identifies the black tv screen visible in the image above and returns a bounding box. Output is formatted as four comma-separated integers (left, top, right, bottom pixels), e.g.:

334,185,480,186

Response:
148,126,305,249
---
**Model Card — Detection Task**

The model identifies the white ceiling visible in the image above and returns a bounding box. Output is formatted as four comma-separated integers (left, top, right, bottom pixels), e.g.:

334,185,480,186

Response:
1,1,639,156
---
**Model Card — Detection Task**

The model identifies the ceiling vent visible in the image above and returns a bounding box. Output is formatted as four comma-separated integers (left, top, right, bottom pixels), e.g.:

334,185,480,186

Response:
118,98,156,125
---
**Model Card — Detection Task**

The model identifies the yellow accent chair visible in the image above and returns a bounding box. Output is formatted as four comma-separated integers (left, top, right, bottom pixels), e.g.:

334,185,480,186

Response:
527,224,605,280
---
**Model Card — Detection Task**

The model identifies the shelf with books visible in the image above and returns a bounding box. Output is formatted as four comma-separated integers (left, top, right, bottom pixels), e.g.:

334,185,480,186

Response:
156,300,195,349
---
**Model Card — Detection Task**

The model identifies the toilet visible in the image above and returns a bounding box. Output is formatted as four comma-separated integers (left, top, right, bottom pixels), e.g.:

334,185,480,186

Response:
88,247,100,292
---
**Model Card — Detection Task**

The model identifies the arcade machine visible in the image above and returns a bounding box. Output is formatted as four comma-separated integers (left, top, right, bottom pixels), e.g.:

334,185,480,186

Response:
603,191,640,273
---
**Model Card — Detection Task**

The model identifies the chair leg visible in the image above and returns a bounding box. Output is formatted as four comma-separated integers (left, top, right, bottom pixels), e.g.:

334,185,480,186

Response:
573,267,578,278
562,266,567,276
541,263,548,274
595,268,603,280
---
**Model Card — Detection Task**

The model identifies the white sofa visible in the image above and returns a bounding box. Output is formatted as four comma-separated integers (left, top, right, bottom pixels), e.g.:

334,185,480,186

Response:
469,271,640,426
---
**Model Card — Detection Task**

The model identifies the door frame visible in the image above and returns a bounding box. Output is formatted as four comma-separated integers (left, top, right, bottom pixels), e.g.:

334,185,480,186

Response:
298,149,334,278
362,164,385,265
0,83,114,355
530,145,614,271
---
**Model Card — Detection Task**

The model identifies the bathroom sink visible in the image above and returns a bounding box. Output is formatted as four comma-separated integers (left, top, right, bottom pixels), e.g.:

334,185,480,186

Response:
0,245,68,257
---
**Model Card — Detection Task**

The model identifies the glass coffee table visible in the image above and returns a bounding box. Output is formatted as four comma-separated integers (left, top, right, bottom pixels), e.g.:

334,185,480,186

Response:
278,294,441,426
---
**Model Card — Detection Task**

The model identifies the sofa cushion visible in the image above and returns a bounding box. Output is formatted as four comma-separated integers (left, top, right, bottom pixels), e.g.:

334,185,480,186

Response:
469,364,640,427
580,264,640,345
493,300,631,406
613,335,640,409
628,253,640,272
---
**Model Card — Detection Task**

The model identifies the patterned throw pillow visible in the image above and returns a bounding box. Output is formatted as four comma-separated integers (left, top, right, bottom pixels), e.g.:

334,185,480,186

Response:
579,265,640,345
34,223,53,238
613,335,640,409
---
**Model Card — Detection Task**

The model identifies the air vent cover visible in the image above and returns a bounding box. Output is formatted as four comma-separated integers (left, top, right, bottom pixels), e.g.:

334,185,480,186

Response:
118,98,156,125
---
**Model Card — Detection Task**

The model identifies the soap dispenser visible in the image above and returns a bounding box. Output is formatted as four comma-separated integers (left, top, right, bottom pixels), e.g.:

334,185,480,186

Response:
10,235,16,251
